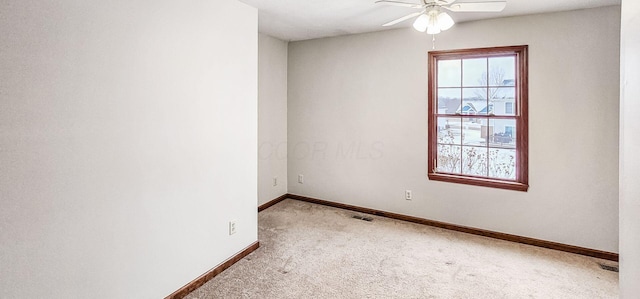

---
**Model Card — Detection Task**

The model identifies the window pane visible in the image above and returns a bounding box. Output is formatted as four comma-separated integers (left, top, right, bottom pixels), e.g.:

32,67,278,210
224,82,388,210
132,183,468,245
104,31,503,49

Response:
438,59,461,87
462,87,486,101
462,146,488,176
437,144,461,174
488,148,516,180
437,88,461,114
437,117,462,145
462,117,488,146
505,102,514,115
488,56,516,86
489,119,516,149
491,87,516,116
463,58,487,87
461,88,486,115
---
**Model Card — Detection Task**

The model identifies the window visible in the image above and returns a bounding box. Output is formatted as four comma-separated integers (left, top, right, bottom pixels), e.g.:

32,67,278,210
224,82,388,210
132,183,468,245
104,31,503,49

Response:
505,102,514,114
428,45,528,191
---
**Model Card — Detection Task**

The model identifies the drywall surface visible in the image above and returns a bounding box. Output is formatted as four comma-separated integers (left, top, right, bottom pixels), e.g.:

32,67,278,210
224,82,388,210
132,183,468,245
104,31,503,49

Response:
258,34,288,205
288,6,620,252
620,0,640,296
0,1,257,298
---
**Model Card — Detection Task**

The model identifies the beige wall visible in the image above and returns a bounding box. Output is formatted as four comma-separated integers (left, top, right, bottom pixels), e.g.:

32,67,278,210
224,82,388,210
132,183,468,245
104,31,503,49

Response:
287,6,620,252
620,0,640,296
0,0,257,297
259,34,289,205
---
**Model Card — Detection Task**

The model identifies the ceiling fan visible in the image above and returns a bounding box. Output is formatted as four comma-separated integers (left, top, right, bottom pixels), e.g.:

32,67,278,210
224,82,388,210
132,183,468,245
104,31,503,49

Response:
376,0,507,34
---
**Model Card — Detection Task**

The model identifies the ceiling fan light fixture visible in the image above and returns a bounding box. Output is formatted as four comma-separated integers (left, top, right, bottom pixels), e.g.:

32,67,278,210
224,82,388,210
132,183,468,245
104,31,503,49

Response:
437,12,455,31
413,14,429,32
427,25,441,35
376,0,506,46
426,10,441,34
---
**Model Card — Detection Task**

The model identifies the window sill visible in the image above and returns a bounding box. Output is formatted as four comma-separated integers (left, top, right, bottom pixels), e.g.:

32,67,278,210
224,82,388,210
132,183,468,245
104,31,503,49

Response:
428,173,529,192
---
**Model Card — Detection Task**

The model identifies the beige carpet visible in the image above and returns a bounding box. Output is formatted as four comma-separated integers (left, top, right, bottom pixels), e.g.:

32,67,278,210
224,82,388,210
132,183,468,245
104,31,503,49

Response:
186,199,618,298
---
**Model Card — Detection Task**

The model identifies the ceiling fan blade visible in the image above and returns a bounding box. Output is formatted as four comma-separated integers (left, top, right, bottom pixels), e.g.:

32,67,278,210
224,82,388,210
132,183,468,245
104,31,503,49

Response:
445,1,507,12
375,0,425,9
382,11,424,27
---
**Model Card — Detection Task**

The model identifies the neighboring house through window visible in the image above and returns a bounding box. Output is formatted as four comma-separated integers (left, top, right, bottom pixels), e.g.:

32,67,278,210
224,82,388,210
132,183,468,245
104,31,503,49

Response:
505,102,514,114
428,45,529,191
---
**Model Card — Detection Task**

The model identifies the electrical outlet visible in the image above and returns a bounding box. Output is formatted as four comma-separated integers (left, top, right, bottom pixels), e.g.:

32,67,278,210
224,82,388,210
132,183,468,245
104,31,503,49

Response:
273,177,278,186
405,190,412,200
298,174,304,184
229,220,237,235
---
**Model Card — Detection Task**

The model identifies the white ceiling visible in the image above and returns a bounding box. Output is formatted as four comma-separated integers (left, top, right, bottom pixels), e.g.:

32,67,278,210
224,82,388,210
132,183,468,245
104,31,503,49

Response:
237,0,620,41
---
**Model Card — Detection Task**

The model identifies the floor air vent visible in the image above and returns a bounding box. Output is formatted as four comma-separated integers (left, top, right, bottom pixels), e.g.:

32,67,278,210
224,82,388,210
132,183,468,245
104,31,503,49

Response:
352,215,373,222
598,263,619,272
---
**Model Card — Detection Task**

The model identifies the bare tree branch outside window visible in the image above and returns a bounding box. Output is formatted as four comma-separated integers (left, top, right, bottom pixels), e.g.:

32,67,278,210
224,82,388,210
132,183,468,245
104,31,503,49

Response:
473,67,506,100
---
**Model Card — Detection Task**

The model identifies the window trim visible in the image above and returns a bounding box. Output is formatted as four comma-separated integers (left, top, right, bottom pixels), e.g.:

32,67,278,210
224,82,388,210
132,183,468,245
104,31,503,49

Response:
427,45,529,192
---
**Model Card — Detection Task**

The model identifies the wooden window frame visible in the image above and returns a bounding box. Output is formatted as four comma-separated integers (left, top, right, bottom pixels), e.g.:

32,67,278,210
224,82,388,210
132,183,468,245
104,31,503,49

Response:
427,45,529,192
